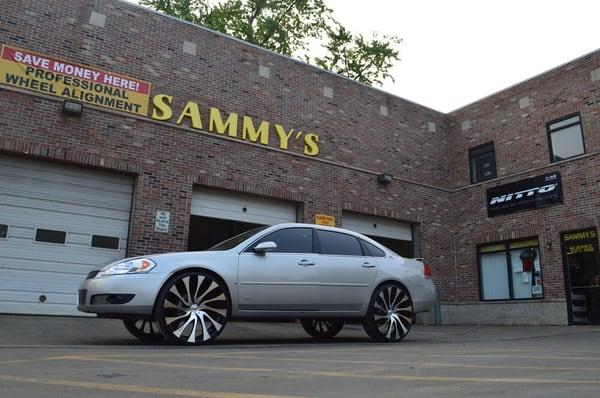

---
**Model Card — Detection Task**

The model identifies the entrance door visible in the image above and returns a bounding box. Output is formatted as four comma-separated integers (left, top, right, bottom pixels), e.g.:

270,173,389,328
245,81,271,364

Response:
561,228,600,325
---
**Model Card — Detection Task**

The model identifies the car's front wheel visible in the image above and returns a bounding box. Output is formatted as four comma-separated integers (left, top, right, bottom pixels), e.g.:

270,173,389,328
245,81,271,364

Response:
155,271,230,345
122,318,164,341
363,282,413,342
300,318,344,338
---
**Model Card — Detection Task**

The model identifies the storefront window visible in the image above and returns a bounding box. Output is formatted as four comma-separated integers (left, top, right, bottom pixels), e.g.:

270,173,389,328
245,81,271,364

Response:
479,238,543,300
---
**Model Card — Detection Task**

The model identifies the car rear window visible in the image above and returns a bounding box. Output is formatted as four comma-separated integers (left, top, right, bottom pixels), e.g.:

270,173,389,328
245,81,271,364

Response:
362,240,386,257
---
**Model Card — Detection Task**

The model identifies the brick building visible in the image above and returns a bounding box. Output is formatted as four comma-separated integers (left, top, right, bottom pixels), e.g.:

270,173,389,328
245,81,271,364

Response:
0,0,598,325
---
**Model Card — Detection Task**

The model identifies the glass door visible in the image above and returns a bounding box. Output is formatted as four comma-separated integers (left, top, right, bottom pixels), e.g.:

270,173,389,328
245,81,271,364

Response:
561,228,600,325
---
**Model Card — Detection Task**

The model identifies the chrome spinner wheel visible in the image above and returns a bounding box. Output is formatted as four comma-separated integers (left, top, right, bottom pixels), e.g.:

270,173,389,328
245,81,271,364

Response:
300,318,344,338
122,318,163,341
156,271,229,345
363,283,413,342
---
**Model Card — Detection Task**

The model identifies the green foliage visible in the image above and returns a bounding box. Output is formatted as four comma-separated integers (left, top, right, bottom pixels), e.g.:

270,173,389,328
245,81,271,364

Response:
140,0,401,86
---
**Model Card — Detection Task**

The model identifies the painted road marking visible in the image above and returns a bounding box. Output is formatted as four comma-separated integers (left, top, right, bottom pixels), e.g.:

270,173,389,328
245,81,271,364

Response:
0,374,309,398
55,355,600,385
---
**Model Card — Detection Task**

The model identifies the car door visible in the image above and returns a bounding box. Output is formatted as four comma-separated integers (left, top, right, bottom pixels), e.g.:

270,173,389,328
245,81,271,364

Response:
238,227,319,311
315,230,378,311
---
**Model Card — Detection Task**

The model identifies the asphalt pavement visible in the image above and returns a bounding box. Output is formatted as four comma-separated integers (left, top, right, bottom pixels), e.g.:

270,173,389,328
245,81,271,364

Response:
1,314,600,397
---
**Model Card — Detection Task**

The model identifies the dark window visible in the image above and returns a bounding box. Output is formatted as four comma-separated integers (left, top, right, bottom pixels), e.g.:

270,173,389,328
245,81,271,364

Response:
252,228,313,253
317,230,363,256
479,238,543,301
210,226,268,251
362,240,386,257
469,142,497,184
35,228,66,244
91,235,120,250
547,114,585,162
0,224,8,239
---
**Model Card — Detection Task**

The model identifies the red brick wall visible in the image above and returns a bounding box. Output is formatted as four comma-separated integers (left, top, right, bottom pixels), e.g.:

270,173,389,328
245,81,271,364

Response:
447,51,600,302
1,0,597,308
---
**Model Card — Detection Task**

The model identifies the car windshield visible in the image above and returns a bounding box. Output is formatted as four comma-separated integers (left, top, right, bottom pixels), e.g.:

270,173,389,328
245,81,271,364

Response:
208,226,268,251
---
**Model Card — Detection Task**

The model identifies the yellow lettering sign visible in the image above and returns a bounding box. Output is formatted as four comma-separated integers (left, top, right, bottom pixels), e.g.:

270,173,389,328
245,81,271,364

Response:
315,214,335,227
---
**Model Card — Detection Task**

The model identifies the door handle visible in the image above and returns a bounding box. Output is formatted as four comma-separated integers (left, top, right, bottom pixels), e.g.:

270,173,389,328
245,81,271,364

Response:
298,259,315,266
362,262,376,269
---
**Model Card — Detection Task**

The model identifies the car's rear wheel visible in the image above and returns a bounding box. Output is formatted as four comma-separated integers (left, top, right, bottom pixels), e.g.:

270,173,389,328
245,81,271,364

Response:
156,271,230,345
363,282,413,342
122,318,163,341
300,318,344,338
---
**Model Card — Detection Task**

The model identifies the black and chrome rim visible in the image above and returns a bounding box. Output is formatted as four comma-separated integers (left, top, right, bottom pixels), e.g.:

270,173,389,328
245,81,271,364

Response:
311,319,337,336
132,319,160,336
162,275,228,343
373,286,412,340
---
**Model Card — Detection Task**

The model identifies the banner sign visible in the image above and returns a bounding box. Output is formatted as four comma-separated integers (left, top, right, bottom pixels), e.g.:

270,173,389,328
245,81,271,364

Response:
487,172,563,217
0,45,150,116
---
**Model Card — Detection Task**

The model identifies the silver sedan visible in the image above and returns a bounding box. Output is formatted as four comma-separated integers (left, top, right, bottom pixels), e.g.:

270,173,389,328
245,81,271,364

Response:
78,223,436,344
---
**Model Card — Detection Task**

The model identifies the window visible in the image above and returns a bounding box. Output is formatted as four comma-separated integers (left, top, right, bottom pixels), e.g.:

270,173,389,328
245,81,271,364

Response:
35,228,66,244
469,142,497,184
317,230,363,256
0,224,8,239
479,238,543,301
547,114,585,162
252,228,313,253
362,240,386,257
91,235,120,250
210,226,268,251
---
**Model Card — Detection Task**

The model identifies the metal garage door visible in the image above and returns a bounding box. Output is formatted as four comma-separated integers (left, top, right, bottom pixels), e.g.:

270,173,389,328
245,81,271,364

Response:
0,156,133,316
191,188,297,225
342,212,412,241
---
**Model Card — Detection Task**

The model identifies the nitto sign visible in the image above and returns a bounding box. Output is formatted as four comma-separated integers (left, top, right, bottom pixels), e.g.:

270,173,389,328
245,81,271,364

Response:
487,172,563,217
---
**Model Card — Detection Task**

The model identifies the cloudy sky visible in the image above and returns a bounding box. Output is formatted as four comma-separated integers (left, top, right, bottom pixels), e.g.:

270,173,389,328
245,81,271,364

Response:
127,0,599,112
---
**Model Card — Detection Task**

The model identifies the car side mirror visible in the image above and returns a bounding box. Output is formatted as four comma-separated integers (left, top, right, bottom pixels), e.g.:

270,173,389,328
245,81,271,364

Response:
253,241,277,254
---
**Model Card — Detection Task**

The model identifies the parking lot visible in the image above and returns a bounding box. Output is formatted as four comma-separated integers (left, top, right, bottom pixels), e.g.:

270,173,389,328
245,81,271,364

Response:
1,315,600,397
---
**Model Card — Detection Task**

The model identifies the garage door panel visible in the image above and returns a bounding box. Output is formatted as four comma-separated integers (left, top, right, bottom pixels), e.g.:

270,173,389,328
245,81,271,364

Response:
0,194,131,221
0,268,84,293
192,189,297,225
0,155,133,316
342,212,412,241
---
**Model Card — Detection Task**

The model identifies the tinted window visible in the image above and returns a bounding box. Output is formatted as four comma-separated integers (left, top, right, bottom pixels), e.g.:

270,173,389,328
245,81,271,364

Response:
210,226,268,251
362,240,386,257
91,235,120,250
548,114,585,162
469,142,497,184
0,224,7,239
254,228,313,253
317,230,362,256
35,229,66,244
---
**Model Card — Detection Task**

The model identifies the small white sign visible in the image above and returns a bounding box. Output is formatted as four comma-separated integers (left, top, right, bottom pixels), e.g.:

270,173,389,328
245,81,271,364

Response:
155,210,171,233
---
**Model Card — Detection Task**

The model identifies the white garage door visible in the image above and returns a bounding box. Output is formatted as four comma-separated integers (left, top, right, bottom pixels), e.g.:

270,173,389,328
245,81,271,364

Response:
191,188,297,225
0,156,133,316
342,212,412,241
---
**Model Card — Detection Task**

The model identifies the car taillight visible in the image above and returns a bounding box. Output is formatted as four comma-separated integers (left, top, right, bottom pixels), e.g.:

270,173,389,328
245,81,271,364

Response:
424,264,432,278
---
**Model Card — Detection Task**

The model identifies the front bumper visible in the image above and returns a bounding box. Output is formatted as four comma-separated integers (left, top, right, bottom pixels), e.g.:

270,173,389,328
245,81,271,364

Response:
77,272,167,316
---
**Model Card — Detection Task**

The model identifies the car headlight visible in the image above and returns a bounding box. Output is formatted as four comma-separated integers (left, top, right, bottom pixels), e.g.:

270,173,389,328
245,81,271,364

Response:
97,258,156,277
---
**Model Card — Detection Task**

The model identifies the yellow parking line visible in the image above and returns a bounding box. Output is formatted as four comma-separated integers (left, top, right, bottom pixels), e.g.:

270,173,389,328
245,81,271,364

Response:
57,355,600,385
0,374,309,398
0,356,69,365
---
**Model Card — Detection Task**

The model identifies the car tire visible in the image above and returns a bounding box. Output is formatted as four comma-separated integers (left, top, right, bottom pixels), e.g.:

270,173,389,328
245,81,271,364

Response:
122,318,164,341
363,282,413,342
155,271,230,345
300,318,344,338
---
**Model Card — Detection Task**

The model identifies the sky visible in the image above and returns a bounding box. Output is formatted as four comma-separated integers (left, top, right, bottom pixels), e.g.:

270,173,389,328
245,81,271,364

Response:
127,0,599,112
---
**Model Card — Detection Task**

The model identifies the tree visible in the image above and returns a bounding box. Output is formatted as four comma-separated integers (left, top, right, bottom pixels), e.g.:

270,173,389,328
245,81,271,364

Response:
140,0,401,86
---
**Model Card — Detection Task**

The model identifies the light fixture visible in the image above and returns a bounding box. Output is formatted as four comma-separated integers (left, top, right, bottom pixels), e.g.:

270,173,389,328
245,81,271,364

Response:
377,173,393,184
62,100,83,116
